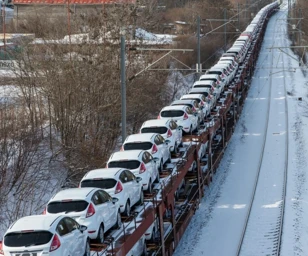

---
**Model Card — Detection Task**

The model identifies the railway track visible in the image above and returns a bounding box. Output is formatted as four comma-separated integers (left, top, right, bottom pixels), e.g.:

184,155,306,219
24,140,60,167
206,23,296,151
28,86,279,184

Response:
236,6,289,256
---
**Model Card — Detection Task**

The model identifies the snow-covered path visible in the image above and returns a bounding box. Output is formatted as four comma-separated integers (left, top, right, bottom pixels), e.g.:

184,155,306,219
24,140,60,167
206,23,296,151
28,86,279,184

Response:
174,3,308,256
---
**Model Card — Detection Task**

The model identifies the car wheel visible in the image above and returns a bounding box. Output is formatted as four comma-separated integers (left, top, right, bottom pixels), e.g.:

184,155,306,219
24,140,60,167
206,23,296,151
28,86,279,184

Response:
147,179,153,194
141,242,148,256
137,191,144,205
113,211,122,229
159,160,163,172
155,172,160,183
167,154,172,163
83,239,91,256
173,144,178,155
123,201,131,216
149,228,156,243
96,224,104,244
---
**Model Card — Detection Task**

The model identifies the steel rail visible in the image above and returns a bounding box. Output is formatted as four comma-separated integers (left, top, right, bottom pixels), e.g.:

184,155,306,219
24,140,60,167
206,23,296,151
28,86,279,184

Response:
236,6,290,255
235,11,277,256
276,19,289,255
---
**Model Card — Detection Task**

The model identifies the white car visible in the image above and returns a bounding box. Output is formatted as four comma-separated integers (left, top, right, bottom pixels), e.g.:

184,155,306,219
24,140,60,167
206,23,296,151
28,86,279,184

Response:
171,99,205,124
107,150,159,193
193,80,222,97
1,215,90,256
189,88,216,109
140,119,183,154
226,47,246,63
122,133,171,172
45,187,121,243
211,64,233,84
180,94,211,117
127,234,147,256
159,105,198,134
199,74,226,90
80,168,143,216
218,59,238,77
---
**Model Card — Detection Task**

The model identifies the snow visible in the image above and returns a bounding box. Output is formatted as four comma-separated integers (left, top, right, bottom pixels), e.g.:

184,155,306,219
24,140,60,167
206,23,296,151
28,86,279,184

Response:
32,28,174,45
174,3,308,256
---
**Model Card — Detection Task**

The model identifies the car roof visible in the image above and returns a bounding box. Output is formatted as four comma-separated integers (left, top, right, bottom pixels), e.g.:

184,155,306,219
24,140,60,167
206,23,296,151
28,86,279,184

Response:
171,99,196,105
82,168,125,180
218,59,233,63
208,67,225,71
161,105,187,111
50,188,97,201
190,88,211,92
200,74,219,79
227,47,243,51
142,119,170,127
109,150,144,161
212,64,228,69
238,35,250,40
7,215,63,233
181,94,203,99
194,81,214,86
125,133,156,143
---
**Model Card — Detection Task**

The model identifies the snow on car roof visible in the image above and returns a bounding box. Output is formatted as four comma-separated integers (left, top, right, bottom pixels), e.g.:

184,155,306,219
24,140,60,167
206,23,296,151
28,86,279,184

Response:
82,168,124,179
172,99,196,105
194,80,215,86
51,187,97,201
190,87,211,92
125,133,157,143
109,150,144,161
8,215,62,232
181,94,204,99
161,105,187,111
199,74,219,79
142,119,170,127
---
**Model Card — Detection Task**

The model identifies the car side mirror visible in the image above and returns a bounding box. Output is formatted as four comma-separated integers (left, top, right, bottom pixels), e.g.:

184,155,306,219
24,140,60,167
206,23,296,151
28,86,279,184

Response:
165,139,171,144
178,126,183,130
79,225,87,233
112,197,119,204
200,106,204,110
136,177,142,183
193,112,198,117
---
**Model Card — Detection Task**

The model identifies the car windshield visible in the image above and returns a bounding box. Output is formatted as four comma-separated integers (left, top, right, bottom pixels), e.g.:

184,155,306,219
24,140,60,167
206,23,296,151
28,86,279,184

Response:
4,231,53,247
47,200,89,214
108,160,141,169
208,71,222,75
161,110,184,118
81,179,117,189
200,78,217,82
124,142,153,151
194,85,212,89
141,126,168,134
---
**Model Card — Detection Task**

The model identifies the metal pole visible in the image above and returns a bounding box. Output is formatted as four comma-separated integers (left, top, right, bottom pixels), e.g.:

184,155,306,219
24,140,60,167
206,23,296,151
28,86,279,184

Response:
299,8,302,46
237,3,240,31
121,36,126,143
2,5,6,53
245,0,247,24
224,8,227,51
197,16,201,73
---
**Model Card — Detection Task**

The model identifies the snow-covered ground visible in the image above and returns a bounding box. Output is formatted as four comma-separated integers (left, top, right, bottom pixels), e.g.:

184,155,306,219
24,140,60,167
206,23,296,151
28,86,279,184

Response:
174,3,308,256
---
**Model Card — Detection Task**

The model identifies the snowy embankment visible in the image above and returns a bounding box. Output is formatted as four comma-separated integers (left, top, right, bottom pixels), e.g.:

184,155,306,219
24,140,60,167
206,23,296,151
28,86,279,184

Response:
0,84,68,238
174,2,308,256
